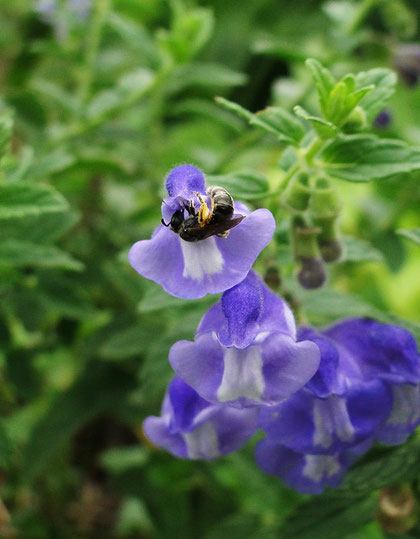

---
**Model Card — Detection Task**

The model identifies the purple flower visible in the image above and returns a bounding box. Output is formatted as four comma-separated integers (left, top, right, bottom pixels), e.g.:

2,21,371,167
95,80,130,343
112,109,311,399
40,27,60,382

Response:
169,272,320,407
143,376,258,459
256,318,420,494
373,109,392,128
129,165,276,299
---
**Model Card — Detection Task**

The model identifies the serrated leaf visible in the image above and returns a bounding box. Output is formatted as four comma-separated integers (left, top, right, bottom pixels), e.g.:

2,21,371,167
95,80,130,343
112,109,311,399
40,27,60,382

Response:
325,80,349,125
356,68,397,122
0,183,69,219
280,495,376,539
397,228,420,246
305,59,336,115
0,240,83,271
252,107,305,145
321,135,420,182
22,362,137,480
215,96,254,122
336,437,420,497
341,236,384,262
294,106,337,139
206,170,270,200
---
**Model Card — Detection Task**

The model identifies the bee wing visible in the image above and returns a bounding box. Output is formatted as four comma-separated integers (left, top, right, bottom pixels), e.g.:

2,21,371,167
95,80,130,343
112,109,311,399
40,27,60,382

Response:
199,214,245,240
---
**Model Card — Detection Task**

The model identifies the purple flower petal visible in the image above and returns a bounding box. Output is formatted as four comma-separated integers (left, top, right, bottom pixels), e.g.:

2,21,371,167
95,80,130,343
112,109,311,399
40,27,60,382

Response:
255,440,353,494
165,165,206,199
129,209,275,299
143,377,258,459
259,379,392,455
170,330,320,408
197,271,296,348
375,383,420,444
325,318,420,385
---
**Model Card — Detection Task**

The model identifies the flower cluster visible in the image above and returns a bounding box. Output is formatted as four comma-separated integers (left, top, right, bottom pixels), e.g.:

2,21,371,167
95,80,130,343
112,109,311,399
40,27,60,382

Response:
131,165,420,495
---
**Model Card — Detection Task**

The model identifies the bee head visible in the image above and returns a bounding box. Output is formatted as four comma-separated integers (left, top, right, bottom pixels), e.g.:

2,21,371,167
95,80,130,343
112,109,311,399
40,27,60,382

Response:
161,209,185,233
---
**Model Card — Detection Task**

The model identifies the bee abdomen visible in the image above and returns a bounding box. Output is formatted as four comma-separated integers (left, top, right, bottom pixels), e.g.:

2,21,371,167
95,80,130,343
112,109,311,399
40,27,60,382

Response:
206,185,234,217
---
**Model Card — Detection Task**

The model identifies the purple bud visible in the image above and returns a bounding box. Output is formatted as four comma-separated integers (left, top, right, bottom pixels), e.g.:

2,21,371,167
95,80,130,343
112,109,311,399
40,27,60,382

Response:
373,109,392,128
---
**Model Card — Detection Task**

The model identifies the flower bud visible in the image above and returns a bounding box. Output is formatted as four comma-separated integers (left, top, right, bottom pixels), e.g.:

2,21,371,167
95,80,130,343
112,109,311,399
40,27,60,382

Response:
377,484,417,534
291,217,327,289
313,216,344,263
342,106,367,133
297,257,327,289
282,172,311,213
309,178,342,220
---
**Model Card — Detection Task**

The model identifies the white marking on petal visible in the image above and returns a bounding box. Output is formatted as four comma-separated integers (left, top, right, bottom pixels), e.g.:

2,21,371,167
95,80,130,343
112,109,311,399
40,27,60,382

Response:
183,421,220,459
332,396,355,442
217,345,265,402
313,399,333,449
303,454,341,482
387,384,420,426
283,303,296,337
180,237,224,281
313,396,354,449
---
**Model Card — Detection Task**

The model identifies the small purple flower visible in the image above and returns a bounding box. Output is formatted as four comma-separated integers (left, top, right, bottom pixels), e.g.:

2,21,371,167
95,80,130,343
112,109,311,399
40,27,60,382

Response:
129,165,276,299
143,376,258,459
373,109,392,128
256,318,420,494
169,272,320,407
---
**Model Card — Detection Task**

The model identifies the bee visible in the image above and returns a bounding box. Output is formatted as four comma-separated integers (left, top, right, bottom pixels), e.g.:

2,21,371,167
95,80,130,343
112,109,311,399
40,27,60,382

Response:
161,186,244,242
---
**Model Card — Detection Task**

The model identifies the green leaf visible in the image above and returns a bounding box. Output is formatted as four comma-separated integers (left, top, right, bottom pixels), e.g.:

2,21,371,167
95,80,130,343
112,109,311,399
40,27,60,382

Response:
321,135,420,182
167,62,246,94
216,98,302,145
336,437,420,497
397,228,420,246
31,79,82,116
293,106,337,139
206,170,271,200
0,240,83,271
280,496,376,539
305,59,336,115
22,362,137,481
215,96,254,122
0,210,78,244
99,324,155,360
0,183,69,219
356,68,397,122
251,107,305,145
341,236,384,262
23,148,76,180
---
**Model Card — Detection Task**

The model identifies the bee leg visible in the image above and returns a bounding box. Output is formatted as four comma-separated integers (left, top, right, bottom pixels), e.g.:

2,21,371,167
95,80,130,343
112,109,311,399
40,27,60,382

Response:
194,192,212,226
216,231,230,239
185,198,196,216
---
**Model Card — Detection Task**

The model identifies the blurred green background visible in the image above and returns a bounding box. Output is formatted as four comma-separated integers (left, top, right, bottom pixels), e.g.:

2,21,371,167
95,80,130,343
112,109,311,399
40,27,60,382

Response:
0,0,419,537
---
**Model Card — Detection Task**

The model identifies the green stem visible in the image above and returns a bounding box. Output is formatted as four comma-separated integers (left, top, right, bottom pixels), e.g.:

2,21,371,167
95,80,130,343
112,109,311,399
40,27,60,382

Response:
304,136,324,165
77,0,111,104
